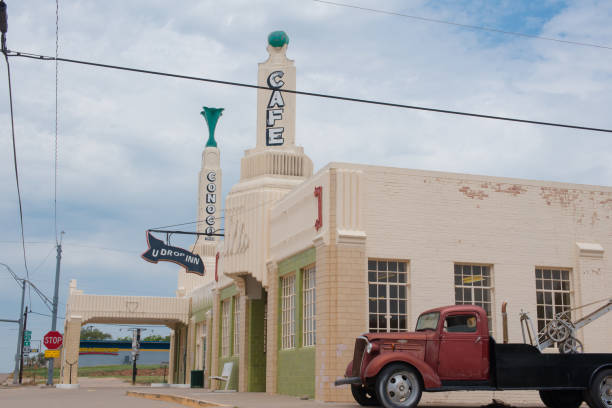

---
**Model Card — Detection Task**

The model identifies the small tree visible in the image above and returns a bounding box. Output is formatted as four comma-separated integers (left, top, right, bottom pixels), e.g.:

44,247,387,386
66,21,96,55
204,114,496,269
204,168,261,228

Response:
80,326,112,340
142,334,171,342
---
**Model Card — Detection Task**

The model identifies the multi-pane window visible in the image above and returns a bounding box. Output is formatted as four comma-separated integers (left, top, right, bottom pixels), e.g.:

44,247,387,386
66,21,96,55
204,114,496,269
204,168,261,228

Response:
221,298,231,357
535,268,571,333
454,264,493,333
281,274,296,349
368,260,409,332
233,296,241,356
302,266,316,347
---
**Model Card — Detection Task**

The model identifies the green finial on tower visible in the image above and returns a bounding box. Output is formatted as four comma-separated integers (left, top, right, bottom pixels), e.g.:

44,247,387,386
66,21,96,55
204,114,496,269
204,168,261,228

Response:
200,107,224,148
268,31,289,48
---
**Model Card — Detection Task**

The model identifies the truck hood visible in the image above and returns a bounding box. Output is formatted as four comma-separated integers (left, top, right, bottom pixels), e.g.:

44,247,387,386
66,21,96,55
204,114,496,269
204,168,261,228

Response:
364,331,431,342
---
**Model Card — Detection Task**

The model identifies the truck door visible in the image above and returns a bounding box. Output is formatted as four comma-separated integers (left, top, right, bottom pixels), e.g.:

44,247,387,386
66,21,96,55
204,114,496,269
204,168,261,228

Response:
437,313,488,380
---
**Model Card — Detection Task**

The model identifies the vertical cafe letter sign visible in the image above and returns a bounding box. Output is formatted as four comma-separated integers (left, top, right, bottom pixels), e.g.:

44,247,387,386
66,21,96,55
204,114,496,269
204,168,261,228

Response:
314,186,322,231
266,71,285,146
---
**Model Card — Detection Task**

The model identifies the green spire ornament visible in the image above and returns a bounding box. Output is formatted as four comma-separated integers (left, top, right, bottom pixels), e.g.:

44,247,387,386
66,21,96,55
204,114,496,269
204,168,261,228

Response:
200,106,224,148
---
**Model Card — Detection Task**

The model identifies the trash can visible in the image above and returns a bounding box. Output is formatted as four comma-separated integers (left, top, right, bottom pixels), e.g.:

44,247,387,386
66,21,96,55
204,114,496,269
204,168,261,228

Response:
190,370,204,388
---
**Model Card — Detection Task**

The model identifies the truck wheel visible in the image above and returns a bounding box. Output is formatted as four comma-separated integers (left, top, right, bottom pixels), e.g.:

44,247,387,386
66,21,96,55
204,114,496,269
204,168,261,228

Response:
539,390,582,408
375,364,422,408
351,384,380,406
584,368,612,408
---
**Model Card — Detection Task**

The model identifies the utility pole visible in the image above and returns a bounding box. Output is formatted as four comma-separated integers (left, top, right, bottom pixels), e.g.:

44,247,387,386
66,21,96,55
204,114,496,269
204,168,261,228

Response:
131,328,143,385
0,262,27,385
47,233,63,386
19,306,28,384
13,278,25,384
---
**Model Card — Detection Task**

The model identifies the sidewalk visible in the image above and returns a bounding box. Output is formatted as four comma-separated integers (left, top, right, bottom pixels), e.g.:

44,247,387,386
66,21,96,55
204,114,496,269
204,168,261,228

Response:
125,388,548,408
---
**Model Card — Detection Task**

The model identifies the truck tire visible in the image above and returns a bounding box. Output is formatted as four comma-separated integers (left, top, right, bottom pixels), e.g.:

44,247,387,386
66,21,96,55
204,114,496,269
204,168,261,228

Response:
583,368,612,408
538,390,582,408
375,363,422,408
351,384,380,406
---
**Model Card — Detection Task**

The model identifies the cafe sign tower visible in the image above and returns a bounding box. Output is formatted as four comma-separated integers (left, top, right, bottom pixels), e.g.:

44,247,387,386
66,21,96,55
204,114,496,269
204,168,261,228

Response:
224,31,313,286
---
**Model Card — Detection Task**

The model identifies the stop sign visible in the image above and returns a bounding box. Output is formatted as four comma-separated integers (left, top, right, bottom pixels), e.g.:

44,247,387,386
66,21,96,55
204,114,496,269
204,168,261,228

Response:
43,331,63,350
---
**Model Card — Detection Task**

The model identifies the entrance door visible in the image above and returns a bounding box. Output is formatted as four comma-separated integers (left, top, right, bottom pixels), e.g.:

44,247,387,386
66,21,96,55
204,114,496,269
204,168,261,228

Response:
437,313,488,380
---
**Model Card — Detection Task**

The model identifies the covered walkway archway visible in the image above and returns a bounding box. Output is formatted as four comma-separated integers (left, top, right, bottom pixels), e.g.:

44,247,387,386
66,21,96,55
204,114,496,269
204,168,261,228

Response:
60,280,190,385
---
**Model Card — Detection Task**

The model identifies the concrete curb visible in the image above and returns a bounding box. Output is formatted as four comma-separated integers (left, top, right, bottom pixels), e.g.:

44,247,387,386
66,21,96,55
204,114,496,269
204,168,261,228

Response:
55,384,80,389
126,391,230,407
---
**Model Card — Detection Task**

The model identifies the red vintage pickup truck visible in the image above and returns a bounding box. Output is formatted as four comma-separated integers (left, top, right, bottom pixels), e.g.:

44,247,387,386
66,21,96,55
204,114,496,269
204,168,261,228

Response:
335,305,612,408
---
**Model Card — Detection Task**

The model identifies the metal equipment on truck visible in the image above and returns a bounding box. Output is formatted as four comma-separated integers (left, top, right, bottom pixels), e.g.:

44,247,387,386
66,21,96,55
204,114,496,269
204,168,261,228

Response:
335,303,612,408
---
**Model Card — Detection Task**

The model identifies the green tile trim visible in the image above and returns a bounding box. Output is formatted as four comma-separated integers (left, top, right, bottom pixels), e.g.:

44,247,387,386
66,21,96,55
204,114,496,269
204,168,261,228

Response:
278,247,315,277
247,297,267,391
192,306,211,323
220,284,237,300
277,347,315,398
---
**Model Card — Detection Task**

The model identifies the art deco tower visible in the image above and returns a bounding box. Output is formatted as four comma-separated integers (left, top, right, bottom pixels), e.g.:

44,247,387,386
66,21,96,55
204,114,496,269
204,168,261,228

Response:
222,31,313,286
178,107,224,293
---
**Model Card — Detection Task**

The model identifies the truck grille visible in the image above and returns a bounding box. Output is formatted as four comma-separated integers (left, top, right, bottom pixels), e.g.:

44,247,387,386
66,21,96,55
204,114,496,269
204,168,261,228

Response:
351,337,367,377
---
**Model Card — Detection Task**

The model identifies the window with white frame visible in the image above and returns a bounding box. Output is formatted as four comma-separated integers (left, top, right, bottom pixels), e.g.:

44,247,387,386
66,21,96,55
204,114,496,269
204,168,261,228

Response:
535,268,571,333
233,296,241,356
281,274,296,349
221,298,231,357
454,264,493,334
368,260,410,332
302,265,316,347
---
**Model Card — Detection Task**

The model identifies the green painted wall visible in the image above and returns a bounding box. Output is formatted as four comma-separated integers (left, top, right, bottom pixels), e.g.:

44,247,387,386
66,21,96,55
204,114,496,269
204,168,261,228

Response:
277,347,315,397
247,297,267,391
217,355,239,390
276,247,316,398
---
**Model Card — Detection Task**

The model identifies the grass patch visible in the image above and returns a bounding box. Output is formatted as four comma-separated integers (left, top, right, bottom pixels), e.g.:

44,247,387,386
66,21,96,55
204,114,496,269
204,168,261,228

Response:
15,364,168,385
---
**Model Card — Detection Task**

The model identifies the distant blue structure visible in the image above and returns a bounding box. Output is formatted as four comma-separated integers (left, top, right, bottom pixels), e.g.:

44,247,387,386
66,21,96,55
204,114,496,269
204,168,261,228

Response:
79,340,170,367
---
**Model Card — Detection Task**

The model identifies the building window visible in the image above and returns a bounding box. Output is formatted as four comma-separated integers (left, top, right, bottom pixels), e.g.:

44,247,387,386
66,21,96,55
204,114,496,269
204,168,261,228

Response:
535,268,571,333
302,265,316,347
221,298,231,357
454,264,493,334
368,260,409,332
281,274,296,349
233,296,241,356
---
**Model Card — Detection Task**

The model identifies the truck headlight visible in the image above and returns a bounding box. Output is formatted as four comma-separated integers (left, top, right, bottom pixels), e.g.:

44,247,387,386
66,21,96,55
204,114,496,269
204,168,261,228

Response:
366,342,373,353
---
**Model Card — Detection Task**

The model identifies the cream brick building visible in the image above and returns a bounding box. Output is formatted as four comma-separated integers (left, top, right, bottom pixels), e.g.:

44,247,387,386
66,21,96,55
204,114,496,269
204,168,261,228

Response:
61,31,612,403
172,31,612,402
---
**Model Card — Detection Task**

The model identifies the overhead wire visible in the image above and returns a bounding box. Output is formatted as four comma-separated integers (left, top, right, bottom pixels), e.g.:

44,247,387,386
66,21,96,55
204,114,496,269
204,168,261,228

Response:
311,0,612,51
2,51,33,309
6,50,612,134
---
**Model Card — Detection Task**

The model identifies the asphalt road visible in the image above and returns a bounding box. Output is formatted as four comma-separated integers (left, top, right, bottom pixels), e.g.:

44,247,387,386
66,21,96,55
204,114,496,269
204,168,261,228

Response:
0,386,177,408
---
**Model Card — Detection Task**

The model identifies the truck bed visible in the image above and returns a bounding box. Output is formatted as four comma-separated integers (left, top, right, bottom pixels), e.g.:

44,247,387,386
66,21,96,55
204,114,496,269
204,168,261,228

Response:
493,341,612,390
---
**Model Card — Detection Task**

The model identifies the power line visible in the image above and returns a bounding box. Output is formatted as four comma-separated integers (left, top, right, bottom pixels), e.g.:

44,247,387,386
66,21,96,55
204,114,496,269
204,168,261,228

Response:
2,52,33,308
7,50,612,134
311,0,612,51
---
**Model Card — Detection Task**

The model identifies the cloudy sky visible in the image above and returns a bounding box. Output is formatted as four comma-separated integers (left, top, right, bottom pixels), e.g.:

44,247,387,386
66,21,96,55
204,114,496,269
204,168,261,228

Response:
1,0,611,373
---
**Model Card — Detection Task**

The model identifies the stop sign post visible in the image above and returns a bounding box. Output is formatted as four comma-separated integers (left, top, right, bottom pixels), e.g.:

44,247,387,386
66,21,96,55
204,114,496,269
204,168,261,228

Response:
43,331,63,350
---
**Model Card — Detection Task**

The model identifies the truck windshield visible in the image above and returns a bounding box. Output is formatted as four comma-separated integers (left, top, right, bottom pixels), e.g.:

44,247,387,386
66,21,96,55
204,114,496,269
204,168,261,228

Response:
415,312,440,331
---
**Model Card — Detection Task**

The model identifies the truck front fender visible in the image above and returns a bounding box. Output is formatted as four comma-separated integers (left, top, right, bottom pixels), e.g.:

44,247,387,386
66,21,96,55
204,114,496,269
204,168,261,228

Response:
364,353,441,389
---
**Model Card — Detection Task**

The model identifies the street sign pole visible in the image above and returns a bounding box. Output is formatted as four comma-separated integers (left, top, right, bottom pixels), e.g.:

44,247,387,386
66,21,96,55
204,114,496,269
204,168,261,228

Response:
47,239,62,386
19,306,28,384
12,279,25,384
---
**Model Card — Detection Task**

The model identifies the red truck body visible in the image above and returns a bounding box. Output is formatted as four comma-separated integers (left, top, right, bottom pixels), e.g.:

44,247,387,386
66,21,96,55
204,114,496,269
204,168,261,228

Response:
336,305,612,408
